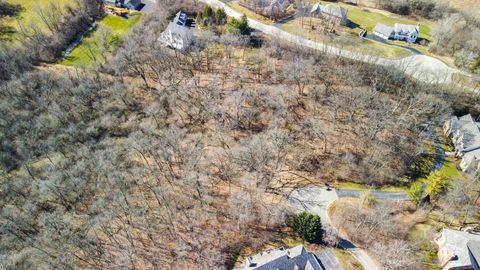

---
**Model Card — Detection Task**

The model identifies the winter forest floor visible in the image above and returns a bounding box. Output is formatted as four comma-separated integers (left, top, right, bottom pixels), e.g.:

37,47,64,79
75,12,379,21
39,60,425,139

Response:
2,1,480,269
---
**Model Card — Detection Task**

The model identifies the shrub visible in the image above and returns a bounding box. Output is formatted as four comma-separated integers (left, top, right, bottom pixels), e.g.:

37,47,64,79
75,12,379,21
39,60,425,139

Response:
359,190,376,207
291,212,322,243
202,5,214,18
226,15,251,35
197,6,227,27
425,171,451,198
407,182,424,205
215,8,227,25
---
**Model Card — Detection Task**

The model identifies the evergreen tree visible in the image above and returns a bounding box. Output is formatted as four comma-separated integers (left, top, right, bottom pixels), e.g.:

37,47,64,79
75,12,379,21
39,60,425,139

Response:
226,14,251,35
215,8,227,25
407,182,424,205
291,212,322,243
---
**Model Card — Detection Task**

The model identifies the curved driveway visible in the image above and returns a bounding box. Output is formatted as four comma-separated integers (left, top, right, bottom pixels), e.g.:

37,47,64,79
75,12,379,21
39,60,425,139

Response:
289,186,383,270
199,0,458,84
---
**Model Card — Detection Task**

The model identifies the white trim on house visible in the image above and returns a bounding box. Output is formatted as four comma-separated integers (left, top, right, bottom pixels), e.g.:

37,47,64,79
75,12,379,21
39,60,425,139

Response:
158,11,193,51
436,229,480,270
242,245,330,270
373,22,419,43
443,114,480,174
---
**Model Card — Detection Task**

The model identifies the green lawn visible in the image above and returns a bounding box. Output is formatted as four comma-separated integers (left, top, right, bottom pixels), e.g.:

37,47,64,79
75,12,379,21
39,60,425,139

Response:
60,14,142,68
312,1,433,41
6,0,73,32
333,248,365,270
227,2,275,25
335,182,410,192
279,17,411,59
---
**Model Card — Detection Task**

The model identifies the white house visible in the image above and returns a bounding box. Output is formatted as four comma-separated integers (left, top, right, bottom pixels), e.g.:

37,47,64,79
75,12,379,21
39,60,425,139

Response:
436,229,480,270
158,11,192,51
444,114,480,174
241,245,342,270
373,22,419,43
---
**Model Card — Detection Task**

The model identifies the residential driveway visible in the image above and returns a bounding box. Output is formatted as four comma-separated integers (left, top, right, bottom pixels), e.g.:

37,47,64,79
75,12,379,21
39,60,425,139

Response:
431,131,446,172
289,186,382,270
289,186,338,223
198,0,460,84
140,0,157,13
364,33,422,55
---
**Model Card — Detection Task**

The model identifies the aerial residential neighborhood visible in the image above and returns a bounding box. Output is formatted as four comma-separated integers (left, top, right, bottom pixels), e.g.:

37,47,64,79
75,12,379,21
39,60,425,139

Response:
0,0,479,269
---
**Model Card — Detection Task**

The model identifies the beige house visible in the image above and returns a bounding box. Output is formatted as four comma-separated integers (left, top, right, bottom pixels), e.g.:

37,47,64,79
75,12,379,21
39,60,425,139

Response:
443,114,480,174
436,229,480,270
241,245,342,270
310,3,348,26
239,0,291,19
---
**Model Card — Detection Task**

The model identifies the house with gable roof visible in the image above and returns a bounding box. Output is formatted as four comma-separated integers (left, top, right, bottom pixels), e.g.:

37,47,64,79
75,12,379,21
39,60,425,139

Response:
373,22,420,43
436,229,480,270
310,3,348,26
444,114,480,174
158,11,193,51
241,245,342,270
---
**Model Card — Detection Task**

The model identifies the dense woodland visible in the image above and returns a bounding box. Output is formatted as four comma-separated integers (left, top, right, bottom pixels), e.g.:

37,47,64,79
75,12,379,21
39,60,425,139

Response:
1,0,480,269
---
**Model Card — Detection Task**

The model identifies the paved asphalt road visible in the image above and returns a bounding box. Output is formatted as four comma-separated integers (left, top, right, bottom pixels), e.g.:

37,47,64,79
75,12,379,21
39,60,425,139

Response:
199,0,460,84
289,186,382,270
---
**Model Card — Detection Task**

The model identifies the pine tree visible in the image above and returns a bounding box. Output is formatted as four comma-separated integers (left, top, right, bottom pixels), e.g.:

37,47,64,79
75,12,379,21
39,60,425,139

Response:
291,212,322,243
407,182,424,205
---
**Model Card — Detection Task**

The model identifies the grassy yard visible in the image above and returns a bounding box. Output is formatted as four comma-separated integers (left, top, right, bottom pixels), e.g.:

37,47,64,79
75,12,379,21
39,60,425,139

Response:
310,1,433,41
407,220,442,270
279,17,411,59
227,2,275,25
6,0,73,32
60,14,142,68
333,248,365,270
335,181,410,192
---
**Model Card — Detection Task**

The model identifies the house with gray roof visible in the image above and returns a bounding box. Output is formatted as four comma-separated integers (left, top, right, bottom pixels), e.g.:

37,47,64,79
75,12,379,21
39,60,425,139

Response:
436,229,480,270
264,0,289,17
158,11,193,51
310,3,348,26
241,245,342,270
124,0,142,10
103,0,121,6
238,0,290,19
444,114,480,174
468,241,480,270
103,0,142,10
373,22,419,43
